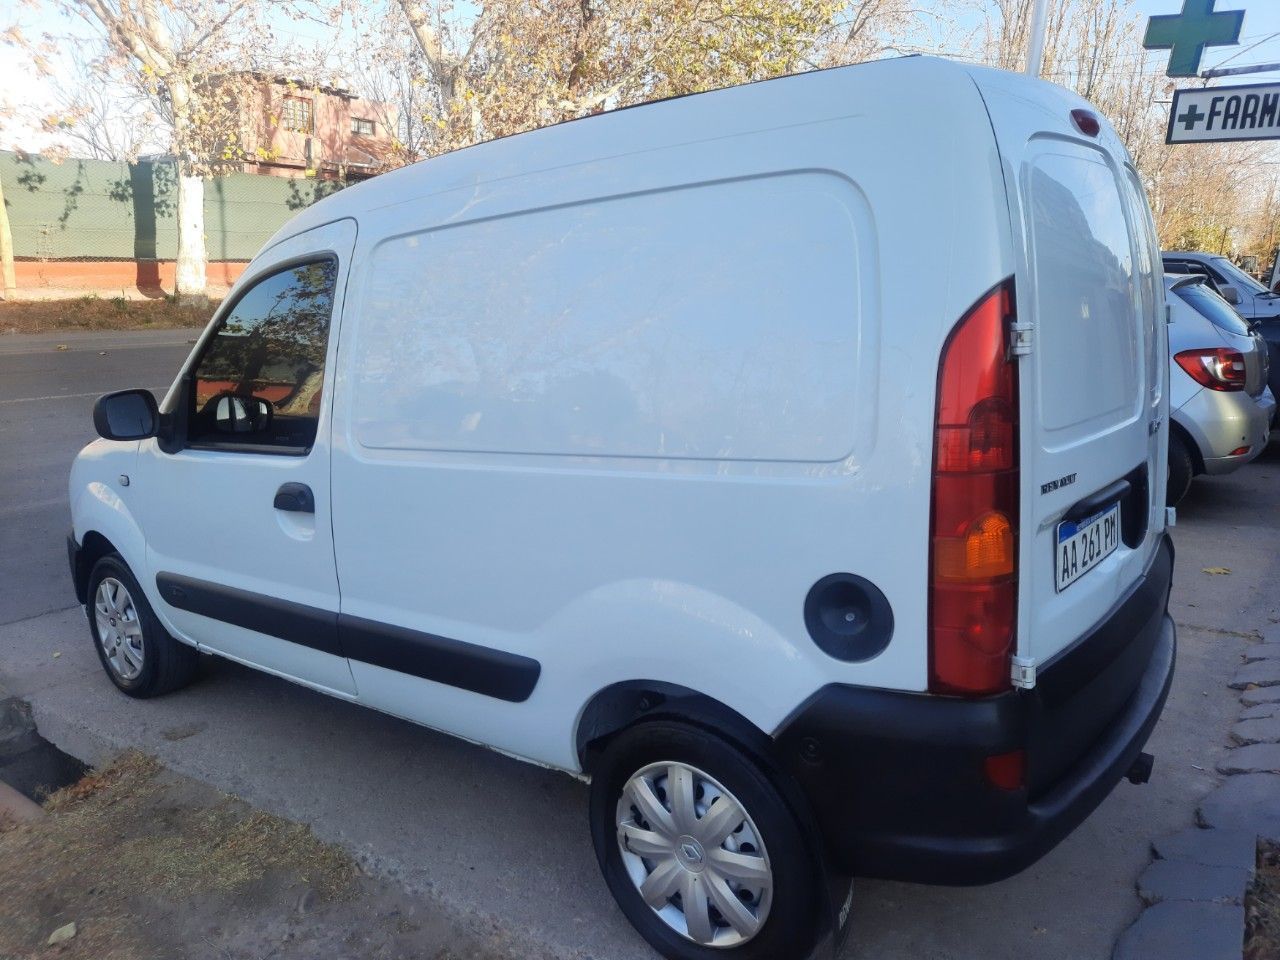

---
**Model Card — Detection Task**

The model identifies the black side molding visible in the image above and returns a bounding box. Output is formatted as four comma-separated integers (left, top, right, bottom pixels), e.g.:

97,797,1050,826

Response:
154,573,541,703
157,572,342,657
340,613,540,703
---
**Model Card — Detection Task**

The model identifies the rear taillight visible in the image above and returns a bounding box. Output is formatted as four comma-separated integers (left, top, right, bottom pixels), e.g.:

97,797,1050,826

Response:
1174,348,1246,391
929,281,1019,696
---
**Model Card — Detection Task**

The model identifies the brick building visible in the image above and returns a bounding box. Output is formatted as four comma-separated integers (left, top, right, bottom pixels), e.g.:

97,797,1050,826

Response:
236,75,399,181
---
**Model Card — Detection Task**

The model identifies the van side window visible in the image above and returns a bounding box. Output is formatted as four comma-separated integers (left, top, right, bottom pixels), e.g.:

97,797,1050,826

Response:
187,259,337,452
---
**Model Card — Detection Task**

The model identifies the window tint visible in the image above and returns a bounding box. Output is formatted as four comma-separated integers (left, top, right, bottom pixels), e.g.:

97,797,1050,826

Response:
189,260,337,451
1176,282,1252,337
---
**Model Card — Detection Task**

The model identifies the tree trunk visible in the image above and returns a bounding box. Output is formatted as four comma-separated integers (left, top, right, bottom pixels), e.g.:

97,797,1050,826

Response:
168,79,207,303
0,169,16,300
174,163,208,301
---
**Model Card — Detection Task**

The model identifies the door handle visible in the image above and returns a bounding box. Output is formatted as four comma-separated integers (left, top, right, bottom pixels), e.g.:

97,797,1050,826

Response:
274,482,315,514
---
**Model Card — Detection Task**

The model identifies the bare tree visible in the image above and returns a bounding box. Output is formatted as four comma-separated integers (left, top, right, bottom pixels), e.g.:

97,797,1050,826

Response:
0,170,15,300
823,0,917,66
345,12,438,163
969,0,1280,254
382,0,900,159
40,0,275,301
38,38,161,162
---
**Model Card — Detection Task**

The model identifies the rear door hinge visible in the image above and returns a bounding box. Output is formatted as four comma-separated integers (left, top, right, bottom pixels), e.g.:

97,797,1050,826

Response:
1008,320,1033,358
1011,655,1037,689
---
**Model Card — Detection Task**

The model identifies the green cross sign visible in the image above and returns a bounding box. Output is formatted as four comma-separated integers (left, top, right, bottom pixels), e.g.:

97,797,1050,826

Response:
1144,0,1244,78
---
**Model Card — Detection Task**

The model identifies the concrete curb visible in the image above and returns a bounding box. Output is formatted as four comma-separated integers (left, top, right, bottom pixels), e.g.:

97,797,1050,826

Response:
0,779,43,826
1114,635,1280,960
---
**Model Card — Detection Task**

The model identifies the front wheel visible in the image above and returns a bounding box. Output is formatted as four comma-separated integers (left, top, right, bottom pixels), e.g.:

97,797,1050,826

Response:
87,554,199,698
589,721,822,960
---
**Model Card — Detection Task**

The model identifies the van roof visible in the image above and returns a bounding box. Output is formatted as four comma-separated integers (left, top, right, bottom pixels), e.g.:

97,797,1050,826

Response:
263,55,1043,251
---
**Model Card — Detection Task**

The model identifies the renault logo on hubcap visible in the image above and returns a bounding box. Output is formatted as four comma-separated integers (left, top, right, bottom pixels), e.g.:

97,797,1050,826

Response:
676,836,706,871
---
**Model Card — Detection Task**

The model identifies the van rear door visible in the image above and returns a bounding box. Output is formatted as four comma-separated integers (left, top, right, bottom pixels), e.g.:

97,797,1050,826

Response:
967,68,1168,675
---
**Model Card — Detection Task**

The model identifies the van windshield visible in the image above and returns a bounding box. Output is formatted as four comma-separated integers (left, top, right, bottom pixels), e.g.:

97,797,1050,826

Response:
1176,281,1253,337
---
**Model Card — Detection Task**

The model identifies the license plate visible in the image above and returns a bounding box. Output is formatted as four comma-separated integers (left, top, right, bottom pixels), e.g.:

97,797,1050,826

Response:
1055,502,1120,592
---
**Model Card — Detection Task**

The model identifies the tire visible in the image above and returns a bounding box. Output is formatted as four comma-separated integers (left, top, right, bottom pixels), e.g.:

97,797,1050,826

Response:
86,554,199,698
589,720,822,960
1167,431,1194,507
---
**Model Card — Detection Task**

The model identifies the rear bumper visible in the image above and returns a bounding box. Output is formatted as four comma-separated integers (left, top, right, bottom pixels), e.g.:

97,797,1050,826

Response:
1175,387,1270,474
1256,387,1276,431
775,534,1175,885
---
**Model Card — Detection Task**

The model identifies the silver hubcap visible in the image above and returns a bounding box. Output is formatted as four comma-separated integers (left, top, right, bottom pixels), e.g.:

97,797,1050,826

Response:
616,762,773,947
94,577,144,681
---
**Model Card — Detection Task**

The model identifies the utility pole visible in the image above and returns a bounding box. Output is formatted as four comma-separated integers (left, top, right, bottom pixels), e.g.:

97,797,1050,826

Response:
1025,0,1050,77
0,168,16,301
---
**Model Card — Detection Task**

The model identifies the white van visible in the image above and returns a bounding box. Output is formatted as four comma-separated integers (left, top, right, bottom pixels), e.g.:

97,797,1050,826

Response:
70,56,1175,960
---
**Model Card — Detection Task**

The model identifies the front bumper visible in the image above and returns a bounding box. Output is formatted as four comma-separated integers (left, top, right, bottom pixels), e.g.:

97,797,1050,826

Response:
774,535,1176,886
1176,387,1271,475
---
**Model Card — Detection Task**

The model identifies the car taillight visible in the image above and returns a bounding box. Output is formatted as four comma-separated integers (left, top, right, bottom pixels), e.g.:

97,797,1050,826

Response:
929,281,1019,696
1174,348,1247,391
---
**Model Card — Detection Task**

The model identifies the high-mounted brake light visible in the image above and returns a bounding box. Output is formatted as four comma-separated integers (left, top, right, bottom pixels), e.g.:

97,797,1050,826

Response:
929,281,1019,696
1070,109,1101,138
1174,348,1247,391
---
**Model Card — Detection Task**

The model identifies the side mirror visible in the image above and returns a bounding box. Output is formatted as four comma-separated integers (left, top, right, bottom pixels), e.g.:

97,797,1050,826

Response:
92,389,158,441
1219,284,1242,306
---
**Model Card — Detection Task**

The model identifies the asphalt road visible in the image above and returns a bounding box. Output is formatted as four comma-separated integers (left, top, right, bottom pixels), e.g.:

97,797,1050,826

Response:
0,329,191,625
2,327,1277,960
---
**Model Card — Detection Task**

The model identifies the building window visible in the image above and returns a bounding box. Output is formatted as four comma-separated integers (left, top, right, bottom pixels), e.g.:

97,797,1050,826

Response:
351,117,375,136
282,97,313,134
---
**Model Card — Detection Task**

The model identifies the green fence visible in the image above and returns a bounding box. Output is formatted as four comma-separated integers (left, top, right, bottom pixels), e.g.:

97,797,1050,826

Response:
0,150,344,262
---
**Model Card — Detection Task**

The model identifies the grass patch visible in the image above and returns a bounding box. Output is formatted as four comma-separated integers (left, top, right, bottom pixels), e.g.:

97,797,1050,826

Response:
0,296,217,334
0,750,355,958
1246,837,1280,960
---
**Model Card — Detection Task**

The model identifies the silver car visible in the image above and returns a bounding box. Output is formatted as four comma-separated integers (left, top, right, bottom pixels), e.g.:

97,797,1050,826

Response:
1165,274,1275,505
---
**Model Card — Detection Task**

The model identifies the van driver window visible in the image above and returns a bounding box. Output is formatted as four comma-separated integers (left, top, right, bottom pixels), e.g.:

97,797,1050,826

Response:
188,259,337,451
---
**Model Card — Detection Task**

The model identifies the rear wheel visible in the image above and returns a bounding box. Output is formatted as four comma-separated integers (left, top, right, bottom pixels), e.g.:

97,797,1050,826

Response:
1166,431,1194,506
87,555,199,698
589,721,821,960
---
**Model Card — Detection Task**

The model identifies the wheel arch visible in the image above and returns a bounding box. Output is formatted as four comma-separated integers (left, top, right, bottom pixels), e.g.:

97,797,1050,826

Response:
72,530,122,604
1169,418,1205,476
579,681,847,948
576,680,773,774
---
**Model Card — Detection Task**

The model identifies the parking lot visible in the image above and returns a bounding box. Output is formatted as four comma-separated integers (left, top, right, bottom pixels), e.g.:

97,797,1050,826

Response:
2,327,1277,960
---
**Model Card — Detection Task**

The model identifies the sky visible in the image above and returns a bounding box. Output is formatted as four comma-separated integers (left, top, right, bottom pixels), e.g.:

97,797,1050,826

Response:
4,0,1280,154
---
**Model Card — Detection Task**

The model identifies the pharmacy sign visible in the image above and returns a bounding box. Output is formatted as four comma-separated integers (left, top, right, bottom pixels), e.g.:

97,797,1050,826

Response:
1143,0,1244,78
1166,82,1280,143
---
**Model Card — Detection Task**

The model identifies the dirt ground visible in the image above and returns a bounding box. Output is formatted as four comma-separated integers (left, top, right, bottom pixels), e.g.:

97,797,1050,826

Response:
1246,838,1280,960
0,297,217,335
0,751,546,960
